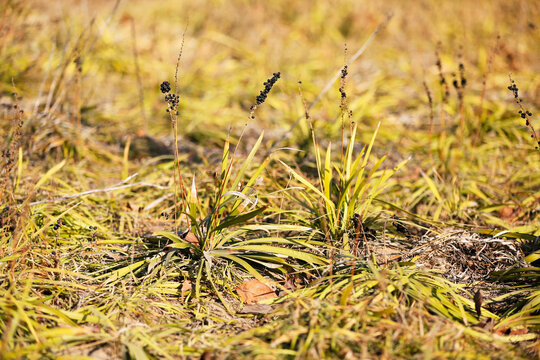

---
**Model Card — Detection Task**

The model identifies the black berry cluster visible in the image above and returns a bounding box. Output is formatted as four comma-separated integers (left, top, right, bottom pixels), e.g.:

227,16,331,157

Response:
508,83,519,99
341,65,348,79
2,149,13,167
252,72,281,109
338,64,349,113
160,81,171,94
165,93,179,112
10,93,24,116
451,62,467,103
518,110,532,121
52,219,65,231
508,76,540,150
459,63,467,87
435,47,450,100
160,81,179,115
74,56,83,73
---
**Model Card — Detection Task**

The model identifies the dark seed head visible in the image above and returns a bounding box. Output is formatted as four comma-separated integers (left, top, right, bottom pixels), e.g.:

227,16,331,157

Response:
160,81,171,94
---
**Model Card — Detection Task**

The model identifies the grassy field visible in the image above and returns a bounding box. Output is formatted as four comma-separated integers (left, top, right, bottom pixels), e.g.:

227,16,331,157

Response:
1,0,539,358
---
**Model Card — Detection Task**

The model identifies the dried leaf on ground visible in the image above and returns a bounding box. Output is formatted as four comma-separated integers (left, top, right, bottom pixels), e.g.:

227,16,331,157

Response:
181,230,200,247
181,279,192,297
236,279,277,304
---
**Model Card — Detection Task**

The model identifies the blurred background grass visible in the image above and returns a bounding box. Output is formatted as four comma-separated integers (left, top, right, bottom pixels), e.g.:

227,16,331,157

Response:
6,0,537,228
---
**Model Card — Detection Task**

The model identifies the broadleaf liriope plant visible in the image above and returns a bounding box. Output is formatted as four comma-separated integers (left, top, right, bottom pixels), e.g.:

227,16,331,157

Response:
151,72,327,312
281,63,408,271
282,122,407,259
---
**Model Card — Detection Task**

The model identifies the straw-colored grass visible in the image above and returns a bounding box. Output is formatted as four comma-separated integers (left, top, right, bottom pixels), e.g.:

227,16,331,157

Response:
1,0,538,358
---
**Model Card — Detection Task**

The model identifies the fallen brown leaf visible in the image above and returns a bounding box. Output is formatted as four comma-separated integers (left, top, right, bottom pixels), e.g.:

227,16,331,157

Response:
236,279,276,304
181,279,192,297
493,326,527,336
509,327,528,336
498,206,518,221
181,231,200,247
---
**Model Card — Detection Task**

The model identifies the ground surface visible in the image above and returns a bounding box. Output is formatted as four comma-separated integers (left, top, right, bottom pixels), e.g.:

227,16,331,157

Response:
0,0,539,359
